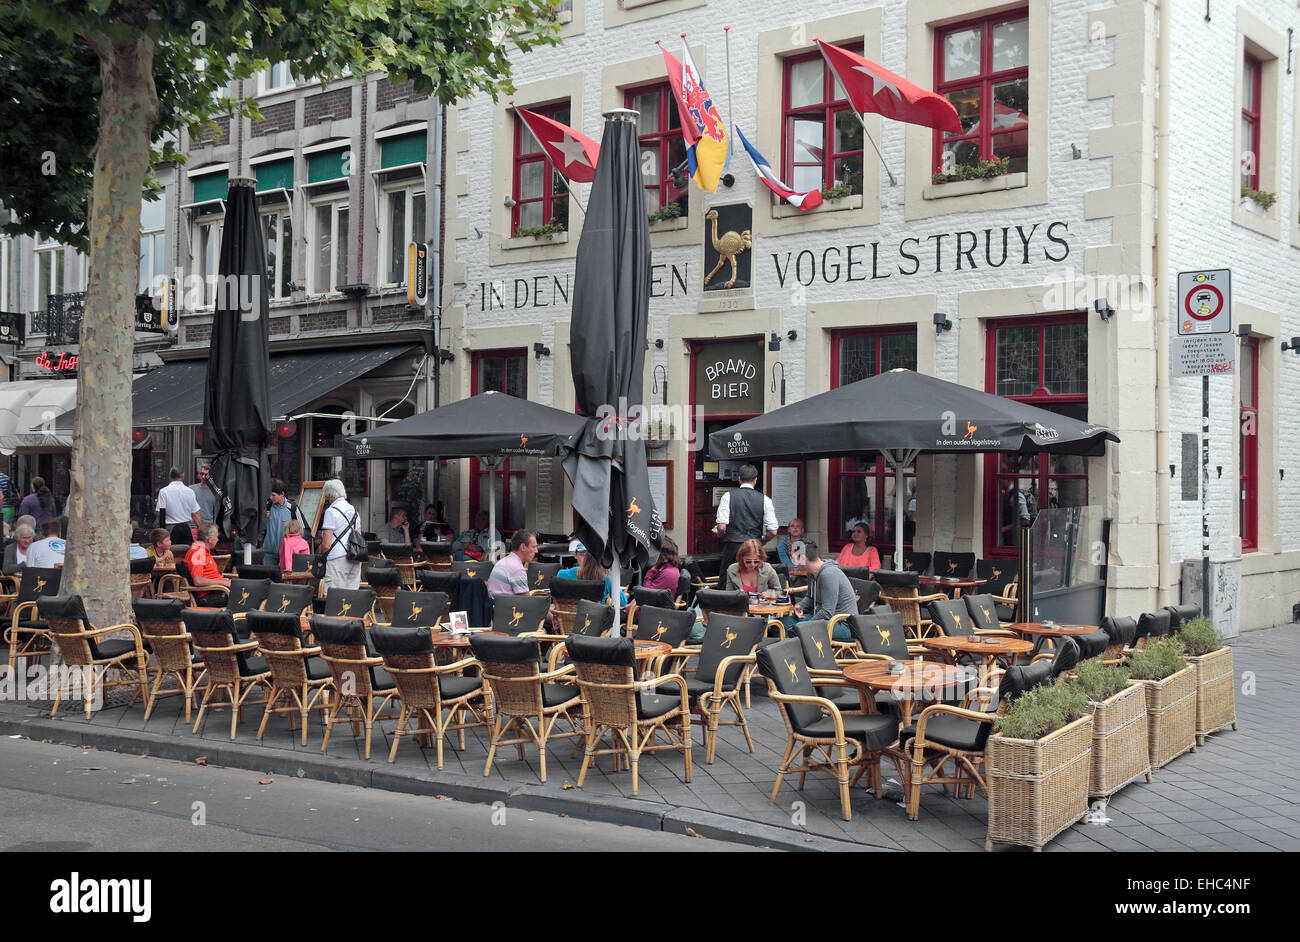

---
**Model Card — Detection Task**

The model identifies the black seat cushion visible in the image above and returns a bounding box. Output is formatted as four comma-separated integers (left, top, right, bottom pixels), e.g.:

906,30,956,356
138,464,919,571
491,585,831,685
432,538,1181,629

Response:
1137,610,1171,642
305,656,331,681
471,633,539,664
132,597,187,621
799,712,897,751
92,638,138,661
309,616,368,646
903,713,985,751
1048,636,1081,677
873,569,918,589
240,654,269,677
371,666,396,691
370,626,435,656
633,606,694,647
848,611,907,660
695,588,750,615
636,690,680,719
542,683,580,709
550,577,606,602
1101,615,1138,648
565,634,634,667
390,590,447,628
1075,630,1110,661
631,587,675,610
438,675,482,699
364,566,403,588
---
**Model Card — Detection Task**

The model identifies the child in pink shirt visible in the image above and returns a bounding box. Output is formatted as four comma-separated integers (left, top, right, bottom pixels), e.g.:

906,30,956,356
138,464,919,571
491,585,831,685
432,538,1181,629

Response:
279,520,312,573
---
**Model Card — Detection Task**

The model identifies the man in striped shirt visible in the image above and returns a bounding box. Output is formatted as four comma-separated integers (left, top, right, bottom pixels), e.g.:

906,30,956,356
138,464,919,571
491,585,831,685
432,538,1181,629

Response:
487,529,538,598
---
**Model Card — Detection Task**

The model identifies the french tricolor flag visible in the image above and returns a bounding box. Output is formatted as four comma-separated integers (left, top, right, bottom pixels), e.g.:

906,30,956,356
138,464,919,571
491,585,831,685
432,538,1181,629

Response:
734,126,823,211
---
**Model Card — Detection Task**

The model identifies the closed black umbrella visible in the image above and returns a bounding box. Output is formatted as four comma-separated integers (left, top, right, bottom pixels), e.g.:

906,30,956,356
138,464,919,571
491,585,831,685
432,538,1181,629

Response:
202,180,272,547
562,109,662,628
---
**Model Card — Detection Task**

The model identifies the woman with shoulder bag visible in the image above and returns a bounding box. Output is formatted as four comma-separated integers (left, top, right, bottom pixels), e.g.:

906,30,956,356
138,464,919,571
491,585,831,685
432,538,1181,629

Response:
318,479,362,591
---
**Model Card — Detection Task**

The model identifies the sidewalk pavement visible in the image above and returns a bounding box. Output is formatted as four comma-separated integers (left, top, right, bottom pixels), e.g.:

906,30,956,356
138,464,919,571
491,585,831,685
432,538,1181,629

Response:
1,624,1295,852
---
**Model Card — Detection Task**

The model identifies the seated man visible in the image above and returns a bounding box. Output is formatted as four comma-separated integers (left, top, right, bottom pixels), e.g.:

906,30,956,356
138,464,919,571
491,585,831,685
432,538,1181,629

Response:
26,518,67,569
379,506,412,546
185,524,232,603
486,529,537,599
452,509,500,562
795,540,858,640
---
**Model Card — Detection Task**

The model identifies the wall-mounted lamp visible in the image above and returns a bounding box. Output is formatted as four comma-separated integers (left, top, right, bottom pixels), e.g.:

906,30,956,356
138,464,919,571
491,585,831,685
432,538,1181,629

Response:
1170,464,1176,478
720,173,735,188
438,349,456,364
933,313,953,333
785,329,798,342
1216,465,1223,479
1280,336,1300,353
772,361,787,406
653,338,664,349
652,364,668,406
1095,298,1115,322
768,331,782,352
1237,323,1252,341
1071,143,1082,159
533,342,551,360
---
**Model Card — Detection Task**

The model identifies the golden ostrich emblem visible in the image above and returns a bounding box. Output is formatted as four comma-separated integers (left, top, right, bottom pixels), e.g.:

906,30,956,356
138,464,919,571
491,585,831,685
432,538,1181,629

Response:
720,626,739,649
784,659,800,685
277,597,292,613
338,598,352,616
812,636,825,659
409,602,423,621
704,209,752,289
508,608,524,629
652,621,667,642
876,624,890,647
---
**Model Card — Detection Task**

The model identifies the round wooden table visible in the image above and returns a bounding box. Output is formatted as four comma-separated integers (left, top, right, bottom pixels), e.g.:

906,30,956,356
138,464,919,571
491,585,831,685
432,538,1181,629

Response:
841,659,977,727
918,576,988,598
430,629,502,649
749,601,796,618
633,639,672,677
281,571,315,584
921,635,1033,672
1007,621,1100,655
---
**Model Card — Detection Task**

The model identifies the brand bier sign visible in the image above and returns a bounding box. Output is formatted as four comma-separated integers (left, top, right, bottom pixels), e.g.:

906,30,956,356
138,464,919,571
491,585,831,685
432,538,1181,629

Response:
693,339,764,416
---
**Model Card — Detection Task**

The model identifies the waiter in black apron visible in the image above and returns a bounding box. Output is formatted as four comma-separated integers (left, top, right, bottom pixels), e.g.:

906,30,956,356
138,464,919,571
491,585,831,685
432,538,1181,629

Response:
716,463,778,569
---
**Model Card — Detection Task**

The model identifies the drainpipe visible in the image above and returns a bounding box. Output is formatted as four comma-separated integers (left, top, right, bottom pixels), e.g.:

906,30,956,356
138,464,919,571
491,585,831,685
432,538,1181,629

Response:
429,98,444,514
1154,0,1173,608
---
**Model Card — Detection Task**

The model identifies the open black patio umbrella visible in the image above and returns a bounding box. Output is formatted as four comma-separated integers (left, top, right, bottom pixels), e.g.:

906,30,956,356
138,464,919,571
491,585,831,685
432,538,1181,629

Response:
202,180,272,548
342,391,588,556
561,109,662,631
709,368,1120,603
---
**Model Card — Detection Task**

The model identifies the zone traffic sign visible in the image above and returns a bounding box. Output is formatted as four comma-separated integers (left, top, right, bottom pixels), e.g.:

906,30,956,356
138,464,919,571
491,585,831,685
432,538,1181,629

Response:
1176,269,1231,335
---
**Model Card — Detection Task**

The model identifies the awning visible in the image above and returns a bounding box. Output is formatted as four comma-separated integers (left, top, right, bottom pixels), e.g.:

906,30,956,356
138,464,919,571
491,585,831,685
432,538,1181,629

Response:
58,345,418,430
2,379,77,452
0,382,46,455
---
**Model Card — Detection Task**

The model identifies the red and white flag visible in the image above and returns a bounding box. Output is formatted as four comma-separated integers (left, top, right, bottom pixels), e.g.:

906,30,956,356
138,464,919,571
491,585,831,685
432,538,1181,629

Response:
514,107,600,183
816,39,961,134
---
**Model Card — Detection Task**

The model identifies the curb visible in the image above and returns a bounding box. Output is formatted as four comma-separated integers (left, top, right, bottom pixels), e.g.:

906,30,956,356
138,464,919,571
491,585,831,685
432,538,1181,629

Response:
0,712,870,852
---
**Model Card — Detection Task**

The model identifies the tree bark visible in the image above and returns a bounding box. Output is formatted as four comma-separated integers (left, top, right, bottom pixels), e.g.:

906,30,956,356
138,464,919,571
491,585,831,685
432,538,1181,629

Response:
63,31,159,629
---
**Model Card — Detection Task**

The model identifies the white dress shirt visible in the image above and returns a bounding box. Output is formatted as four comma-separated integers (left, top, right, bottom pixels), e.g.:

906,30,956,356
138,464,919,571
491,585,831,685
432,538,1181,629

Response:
156,480,200,525
715,483,779,534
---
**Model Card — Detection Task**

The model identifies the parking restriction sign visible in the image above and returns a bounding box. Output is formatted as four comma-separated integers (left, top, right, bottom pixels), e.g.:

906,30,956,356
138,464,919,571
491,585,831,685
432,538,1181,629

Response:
1176,269,1231,335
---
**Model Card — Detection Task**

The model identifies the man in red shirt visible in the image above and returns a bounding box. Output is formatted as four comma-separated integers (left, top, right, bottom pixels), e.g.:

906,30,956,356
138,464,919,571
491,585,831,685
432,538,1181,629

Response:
186,524,231,603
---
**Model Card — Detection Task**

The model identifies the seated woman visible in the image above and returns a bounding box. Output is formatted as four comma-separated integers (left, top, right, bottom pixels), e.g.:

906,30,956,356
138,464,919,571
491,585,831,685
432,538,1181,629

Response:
149,528,175,566
641,535,681,594
725,538,782,594
775,518,805,568
836,523,881,572
556,539,628,607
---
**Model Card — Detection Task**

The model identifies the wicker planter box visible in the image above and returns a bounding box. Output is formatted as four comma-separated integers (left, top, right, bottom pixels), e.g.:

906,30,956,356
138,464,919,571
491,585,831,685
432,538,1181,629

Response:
986,715,1093,852
1187,646,1238,745
1087,681,1150,799
1137,667,1196,770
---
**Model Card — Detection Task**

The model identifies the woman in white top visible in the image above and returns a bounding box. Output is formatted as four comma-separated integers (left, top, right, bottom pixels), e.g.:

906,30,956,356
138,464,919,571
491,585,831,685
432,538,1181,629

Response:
2,524,35,575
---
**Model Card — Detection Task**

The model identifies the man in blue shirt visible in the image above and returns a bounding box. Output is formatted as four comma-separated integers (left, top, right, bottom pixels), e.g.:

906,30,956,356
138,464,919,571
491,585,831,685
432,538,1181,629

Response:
262,479,307,567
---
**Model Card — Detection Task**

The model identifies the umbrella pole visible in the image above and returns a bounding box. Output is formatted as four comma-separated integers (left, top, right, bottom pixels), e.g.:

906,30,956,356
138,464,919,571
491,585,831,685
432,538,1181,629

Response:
610,557,622,637
489,466,497,563
895,458,904,571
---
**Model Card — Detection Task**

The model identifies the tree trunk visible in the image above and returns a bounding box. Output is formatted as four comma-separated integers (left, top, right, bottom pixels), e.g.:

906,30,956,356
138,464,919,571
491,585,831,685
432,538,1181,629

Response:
63,32,158,629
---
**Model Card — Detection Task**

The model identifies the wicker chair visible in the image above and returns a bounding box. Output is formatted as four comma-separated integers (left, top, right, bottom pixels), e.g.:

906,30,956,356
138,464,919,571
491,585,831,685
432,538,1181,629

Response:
876,570,947,641
246,610,333,746
661,613,766,764
132,597,205,722
549,578,605,635
790,620,867,715
312,615,399,760
184,609,270,739
526,561,562,594
418,569,462,609
363,565,403,622
40,595,148,720
385,590,449,629
234,563,284,583
1100,615,1138,664
900,660,1051,820
451,559,488,582
757,638,896,821
492,594,553,636
929,598,1015,640
471,633,583,782
933,552,976,579
1135,610,1172,651
962,594,1018,637
264,583,316,619
323,588,377,624
975,559,1019,622
3,567,62,672
630,605,695,647
902,551,932,575
695,587,749,624
227,578,271,617
565,634,692,796
846,577,881,614
837,566,876,582
420,541,454,571
157,559,229,608
290,552,326,580
371,626,490,769
129,557,156,599
378,542,426,589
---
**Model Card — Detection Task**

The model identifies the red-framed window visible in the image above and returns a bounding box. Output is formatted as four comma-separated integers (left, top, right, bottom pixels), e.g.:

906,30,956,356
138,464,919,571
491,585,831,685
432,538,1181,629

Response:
828,327,918,554
983,315,1089,558
512,101,571,236
782,43,865,197
933,9,1029,176
625,82,689,217
1239,338,1259,551
470,350,528,531
1241,54,1262,192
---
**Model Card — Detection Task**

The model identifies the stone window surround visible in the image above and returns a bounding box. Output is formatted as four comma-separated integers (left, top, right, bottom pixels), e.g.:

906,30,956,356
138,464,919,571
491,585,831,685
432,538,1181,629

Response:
604,0,705,32
905,0,1047,222
1233,8,1285,240
1231,302,1279,556
754,10,883,238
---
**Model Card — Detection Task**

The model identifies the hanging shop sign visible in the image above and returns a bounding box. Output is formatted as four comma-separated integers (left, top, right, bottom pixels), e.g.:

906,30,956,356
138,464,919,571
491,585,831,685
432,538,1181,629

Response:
693,338,764,416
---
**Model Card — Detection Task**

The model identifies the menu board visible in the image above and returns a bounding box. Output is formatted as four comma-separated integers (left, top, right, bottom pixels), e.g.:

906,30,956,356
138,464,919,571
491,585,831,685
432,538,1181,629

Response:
767,463,802,525
296,481,326,536
648,463,668,521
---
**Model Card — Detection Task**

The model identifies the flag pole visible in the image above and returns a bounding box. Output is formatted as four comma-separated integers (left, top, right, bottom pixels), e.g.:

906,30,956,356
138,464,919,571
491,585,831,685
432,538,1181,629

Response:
723,25,734,171
813,39,898,188
509,101,588,216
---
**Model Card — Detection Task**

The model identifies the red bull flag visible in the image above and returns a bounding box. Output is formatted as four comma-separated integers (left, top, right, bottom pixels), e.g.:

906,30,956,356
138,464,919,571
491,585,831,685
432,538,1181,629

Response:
660,41,728,192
